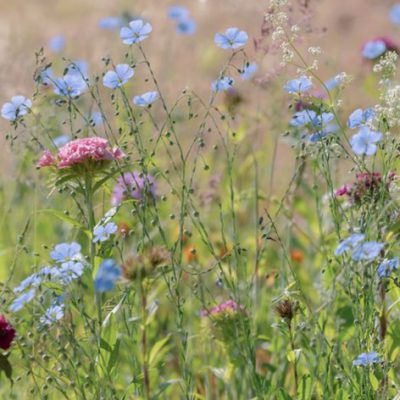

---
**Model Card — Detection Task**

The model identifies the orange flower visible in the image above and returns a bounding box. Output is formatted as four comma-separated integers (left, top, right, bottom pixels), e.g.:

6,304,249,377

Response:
290,249,304,263
183,244,198,263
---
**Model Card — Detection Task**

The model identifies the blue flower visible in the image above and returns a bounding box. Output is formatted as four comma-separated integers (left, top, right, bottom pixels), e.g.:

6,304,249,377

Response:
103,64,134,89
133,91,159,107
38,67,54,86
350,126,382,156
240,63,258,80
1,96,32,121
9,289,36,312
50,242,82,263
390,4,400,25
309,124,338,143
211,76,234,92
362,40,386,59
290,110,317,127
168,6,190,20
353,352,381,367
13,274,42,293
284,76,312,94
176,18,197,35
347,108,374,129
120,19,153,45
53,74,87,97
324,74,343,91
49,35,65,53
335,234,365,256
352,241,384,261
93,222,118,243
53,261,85,285
214,27,248,49
40,304,65,325
67,60,89,79
94,259,121,292
377,258,399,278
53,135,70,147
99,16,123,30
90,111,103,126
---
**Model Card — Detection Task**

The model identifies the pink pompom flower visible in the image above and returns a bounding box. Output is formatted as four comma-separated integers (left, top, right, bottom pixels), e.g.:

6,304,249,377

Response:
0,315,16,350
200,299,245,317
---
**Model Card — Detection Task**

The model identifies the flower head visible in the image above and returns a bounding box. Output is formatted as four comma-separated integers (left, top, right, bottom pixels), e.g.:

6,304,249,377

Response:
353,351,381,366
350,126,382,156
390,4,400,25
335,234,365,256
94,259,121,292
176,18,197,35
50,242,82,263
133,91,159,107
40,304,65,325
103,64,134,89
200,299,245,317
120,19,152,45
351,241,384,261
1,96,32,121
9,289,35,312
347,108,374,129
99,16,123,30
53,74,87,97
214,27,248,49
240,63,258,80
37,150,56,168
93,222,118,243
362,40,386,59
284,76,312,94
168,6,190,20
0,316,16,350
112,172,156,205
377,258,399,278
49,35,65,53
211,76,234,92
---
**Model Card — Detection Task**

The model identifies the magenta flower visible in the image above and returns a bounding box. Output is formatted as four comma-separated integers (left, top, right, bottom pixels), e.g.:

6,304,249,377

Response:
37,137,125,169
111,172,156,205
200,300,245,317
0,315,16,350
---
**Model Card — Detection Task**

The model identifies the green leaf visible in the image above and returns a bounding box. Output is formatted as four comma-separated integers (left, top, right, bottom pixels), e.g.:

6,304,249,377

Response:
148,335,170,367
0,354,13,384
297,374,312,400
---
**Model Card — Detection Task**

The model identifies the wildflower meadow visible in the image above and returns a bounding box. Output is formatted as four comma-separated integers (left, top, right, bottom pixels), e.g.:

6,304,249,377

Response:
2,0,400,398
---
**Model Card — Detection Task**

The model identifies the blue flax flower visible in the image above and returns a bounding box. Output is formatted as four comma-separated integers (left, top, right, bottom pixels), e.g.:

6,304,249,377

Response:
103,64,134,89
93,222,118,243
120,19,152,45
133,91,159,106
50,242,82,263
353,352,381,367
53,135,70,147
49,35,65,53
390,4,400,25
9,289,36,312
351,241,384,261
1,96,32,121
290,110,317,127
324,74,343,91
168,6,190,20
176,18,197,35
99,16,123,30
94,259,121,292
53,74,87,97
211,76,234,92
335,234,365,256
377,258,399,278
362,40,386,59
40,304,65,325
347,108,374,129
214,27,248,49
350,126,382,156
90,111,103,126
284,76,312,94
53,261,84,285
240,63,258,80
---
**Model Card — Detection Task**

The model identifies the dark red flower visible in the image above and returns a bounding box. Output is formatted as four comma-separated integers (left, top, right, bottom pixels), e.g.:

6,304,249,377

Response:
0,316,16,350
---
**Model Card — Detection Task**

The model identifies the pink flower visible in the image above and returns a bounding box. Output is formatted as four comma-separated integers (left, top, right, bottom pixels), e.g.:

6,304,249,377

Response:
0,315,16,350
37,150,55,168
37,137,125,169
200,300,245,317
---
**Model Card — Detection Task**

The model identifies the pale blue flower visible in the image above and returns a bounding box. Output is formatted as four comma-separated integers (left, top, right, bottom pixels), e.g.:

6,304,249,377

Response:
103,64,134,89
99,16,123,30
377,258,399,278
1,96,32,121
9,289,35,312
211,76,234,92
67,60,89,79
168,6,189,20
324,74,343,91
53,74,87,97
13,274,42,293
362,40,386,59
284,76,312,93
390,4,400,25
290,110,317,127
240,63,258,80
49,35,65,53
40,304,65,325
50,242,82,263
53,135,70,147
176,18,196,35
352,241,384,261
133,91,159,106
93,222,118,243
350,126,382,156
335,234,365,256
90,111,103,126
347,108,374,129
53,261,85,285
94,259,121,292
120,19,152,45
308,124,338,143
353,352,381,366
214,27,248,49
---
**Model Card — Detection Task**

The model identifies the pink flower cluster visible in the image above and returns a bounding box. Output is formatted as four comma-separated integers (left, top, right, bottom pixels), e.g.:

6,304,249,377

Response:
37,137,125,169
200,300,245,317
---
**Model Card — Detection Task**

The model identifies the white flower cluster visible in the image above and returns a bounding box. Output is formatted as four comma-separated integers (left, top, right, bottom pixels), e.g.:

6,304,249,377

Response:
376,85,400,129
373,51,398,84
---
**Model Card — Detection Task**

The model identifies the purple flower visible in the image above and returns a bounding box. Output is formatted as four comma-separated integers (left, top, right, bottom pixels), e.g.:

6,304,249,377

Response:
120,19,152,45
112,172,156,205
